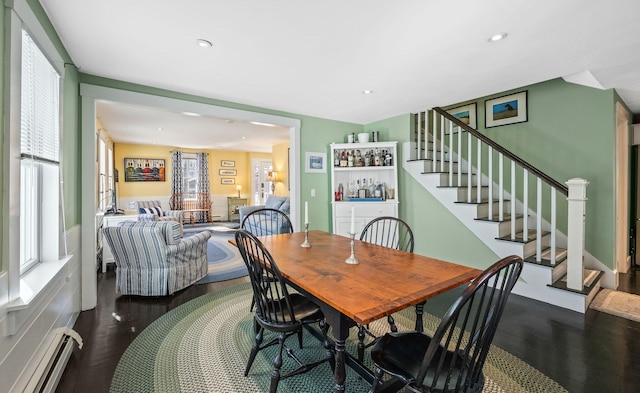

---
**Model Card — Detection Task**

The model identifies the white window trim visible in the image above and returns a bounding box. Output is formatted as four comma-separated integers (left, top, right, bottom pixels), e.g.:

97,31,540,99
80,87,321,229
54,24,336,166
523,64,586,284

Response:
2,0,69,335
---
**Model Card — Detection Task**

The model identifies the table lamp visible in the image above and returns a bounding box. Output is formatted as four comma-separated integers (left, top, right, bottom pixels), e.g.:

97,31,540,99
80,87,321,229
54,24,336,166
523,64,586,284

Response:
236,185,241,198
267,171,278,193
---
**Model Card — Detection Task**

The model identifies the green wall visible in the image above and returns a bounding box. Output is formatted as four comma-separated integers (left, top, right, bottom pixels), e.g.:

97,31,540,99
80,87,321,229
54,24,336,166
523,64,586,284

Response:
442,78,622,270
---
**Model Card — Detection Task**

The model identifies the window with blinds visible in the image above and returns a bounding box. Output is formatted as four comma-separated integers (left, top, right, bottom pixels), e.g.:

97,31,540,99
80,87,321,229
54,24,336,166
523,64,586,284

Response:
19,29,61,274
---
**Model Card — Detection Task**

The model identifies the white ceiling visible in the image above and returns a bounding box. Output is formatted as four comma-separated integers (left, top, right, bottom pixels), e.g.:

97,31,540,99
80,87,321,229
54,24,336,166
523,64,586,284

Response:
42,0,640,150
96,100,290,152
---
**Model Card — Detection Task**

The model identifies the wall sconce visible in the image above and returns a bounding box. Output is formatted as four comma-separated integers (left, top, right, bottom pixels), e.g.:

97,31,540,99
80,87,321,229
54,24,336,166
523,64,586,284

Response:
267,171,278,193
236,185,242,198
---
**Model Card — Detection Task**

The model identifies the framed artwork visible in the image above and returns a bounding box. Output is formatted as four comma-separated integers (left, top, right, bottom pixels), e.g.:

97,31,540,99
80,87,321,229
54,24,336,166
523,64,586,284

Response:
221,160,235,167
221,178,235,185
124,158,165,182
305,151,326,173
485,91,528,128
219,169,237,176
448,103,477,128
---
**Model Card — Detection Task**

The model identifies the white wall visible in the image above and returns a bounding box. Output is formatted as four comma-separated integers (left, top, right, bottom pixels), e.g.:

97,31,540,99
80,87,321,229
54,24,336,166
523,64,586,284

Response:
0,226,81,393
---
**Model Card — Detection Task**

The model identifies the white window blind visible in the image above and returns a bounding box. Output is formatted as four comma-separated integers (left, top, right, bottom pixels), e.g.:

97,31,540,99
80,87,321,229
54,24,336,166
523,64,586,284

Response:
20,29,60,163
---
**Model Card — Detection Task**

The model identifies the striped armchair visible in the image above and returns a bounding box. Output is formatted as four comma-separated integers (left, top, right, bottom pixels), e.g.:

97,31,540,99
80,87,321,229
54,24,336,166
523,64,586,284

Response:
103,221,211,296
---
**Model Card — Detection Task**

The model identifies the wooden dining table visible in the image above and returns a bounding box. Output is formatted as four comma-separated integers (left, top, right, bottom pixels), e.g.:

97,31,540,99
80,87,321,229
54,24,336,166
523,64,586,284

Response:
250,230,481,392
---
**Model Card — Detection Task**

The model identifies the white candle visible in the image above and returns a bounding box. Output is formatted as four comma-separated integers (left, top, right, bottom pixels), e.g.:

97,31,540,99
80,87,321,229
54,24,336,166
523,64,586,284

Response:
350,207,355,234
305,201,309,225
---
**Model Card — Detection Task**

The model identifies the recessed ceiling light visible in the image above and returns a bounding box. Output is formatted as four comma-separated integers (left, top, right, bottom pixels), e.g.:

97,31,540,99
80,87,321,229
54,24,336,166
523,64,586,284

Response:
157,127,163,131
250,121,276,127
196,39,212,47
362,90,374,94
488,33,508,42
182,111,201,117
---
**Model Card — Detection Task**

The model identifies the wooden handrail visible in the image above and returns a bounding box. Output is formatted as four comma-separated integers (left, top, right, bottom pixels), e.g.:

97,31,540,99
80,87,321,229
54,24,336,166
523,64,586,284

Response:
433,107,569,196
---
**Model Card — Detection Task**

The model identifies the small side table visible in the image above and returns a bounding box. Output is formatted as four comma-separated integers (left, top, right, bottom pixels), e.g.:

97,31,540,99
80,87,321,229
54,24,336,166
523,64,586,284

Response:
227,197,247,222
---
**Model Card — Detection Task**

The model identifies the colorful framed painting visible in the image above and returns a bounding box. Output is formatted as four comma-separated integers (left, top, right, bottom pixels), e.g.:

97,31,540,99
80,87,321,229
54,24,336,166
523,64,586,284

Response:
447,103,477,128
485,91,528,128
124,158,165,182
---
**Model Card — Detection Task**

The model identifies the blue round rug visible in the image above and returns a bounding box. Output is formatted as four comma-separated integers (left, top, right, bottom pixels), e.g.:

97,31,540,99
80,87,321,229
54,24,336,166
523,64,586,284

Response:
186,231,247,284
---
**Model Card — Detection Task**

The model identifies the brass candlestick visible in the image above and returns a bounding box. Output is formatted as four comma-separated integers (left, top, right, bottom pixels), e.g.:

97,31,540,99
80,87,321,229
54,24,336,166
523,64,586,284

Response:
301,223,311,248
345,232,359,264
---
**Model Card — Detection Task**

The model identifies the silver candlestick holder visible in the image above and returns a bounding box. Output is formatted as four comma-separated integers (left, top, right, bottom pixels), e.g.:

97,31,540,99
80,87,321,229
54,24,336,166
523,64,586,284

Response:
300,223,311,248
344,232,359,264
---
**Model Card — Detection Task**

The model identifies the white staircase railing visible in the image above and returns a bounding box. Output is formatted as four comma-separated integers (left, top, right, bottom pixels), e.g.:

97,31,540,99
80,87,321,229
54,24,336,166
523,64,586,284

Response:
414,109,587,290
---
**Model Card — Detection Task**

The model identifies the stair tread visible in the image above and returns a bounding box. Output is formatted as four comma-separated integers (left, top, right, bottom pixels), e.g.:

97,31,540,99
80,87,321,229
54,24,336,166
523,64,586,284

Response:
438,185,487,189
476,213,524,223
524,247,568,266
455,198,510,205
496,229,549,243
549,269,604,295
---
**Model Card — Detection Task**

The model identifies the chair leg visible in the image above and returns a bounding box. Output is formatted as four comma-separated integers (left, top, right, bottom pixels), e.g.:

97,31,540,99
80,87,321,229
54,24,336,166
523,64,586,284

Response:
369,366,385,393
387,315,398,333
414,301,426,332
269,332,286,393
297,328,304,349
357,325,366,363
245,326,264,376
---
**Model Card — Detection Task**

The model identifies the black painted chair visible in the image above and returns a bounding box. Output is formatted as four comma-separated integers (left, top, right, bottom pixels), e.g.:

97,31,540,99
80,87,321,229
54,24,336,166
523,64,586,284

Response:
369,255,523,393
241,208,294,312
235,229,333,393
357,216,417,361
360,216,414,253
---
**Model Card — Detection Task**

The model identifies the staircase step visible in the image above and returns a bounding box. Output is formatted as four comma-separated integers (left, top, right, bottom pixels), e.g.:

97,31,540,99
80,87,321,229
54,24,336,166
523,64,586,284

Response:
551,269,604,295
476,213,523,223
455,198,511,206
524,247,568,267
497,229,549,244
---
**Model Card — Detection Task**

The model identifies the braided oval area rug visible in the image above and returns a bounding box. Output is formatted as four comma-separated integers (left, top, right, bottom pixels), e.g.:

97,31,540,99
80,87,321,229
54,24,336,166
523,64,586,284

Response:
110,283,567,393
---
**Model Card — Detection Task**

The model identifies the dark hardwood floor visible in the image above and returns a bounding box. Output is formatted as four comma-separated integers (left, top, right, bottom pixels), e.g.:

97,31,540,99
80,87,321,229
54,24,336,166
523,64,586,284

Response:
57,266,640,393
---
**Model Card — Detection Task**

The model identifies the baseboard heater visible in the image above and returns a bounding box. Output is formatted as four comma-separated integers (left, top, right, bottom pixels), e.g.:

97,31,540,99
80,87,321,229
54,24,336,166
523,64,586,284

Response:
24,327,83,393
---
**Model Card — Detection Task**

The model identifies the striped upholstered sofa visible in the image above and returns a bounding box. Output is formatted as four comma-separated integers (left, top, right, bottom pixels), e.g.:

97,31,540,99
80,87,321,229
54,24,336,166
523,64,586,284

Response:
135,200,184,233
103,221,211,296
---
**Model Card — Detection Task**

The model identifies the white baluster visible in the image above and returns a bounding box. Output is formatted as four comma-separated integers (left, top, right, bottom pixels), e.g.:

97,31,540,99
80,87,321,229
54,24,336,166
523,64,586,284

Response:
536,178,542,262
498,154,504,222
432,111,437,172
488,147,493,220
477,139,482,203
448,121,454,186
550,188,557,265
511,161,516,240
523,169,528,242
467,133,472,203
440,115,445,172
457,125,462,187
417,111,422,160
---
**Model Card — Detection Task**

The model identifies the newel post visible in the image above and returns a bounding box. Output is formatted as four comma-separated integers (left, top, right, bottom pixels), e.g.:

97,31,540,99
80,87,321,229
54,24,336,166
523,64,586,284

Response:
566,178,589,290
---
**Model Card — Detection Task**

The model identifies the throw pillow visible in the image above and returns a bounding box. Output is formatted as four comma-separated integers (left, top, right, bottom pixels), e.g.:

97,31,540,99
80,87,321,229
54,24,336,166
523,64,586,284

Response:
264,196,285,210
139,206,165,217
279,199,290,215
